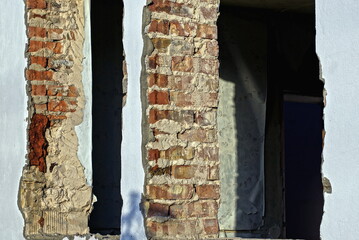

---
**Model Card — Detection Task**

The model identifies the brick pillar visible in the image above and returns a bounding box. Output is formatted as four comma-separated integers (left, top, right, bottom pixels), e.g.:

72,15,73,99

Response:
143,0,220,238
20,0,92,237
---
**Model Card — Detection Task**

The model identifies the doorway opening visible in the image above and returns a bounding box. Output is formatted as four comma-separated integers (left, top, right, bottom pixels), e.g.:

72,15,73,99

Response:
89,0,124,235
218,0,323,238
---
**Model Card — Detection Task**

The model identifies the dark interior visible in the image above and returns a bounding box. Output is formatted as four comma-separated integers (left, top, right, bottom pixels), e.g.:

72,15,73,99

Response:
89,0,124,235
219,3,323,238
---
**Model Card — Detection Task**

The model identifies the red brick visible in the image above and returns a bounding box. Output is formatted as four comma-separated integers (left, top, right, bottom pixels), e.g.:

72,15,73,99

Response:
67,85,79,97
196,185,220,199
172,165,195,179
28,41,62,54
148,149,160,161
148,73,168,88
31,85,46,96
28,27,46,38
27,0,47,9
48,100,73,112
151,38,171,53
196,24,217,39
149,109,194,124
202,219,219,234
146,184,194,200
172,56,193,72
26,70,53,81
148,54,159,69
30,56,48,68
148,90,169,105
148,19,169,34
147,220,198,237
147,203,169,217
47,85,63,96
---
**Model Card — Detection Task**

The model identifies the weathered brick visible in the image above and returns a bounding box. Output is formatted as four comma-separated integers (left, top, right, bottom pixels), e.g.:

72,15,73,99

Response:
196,185,219,199
28,114,49,172
27,0,47,9
148,73,168,88
172,56,193,72
197,58,219,75
28,27,46,38
28,41,62,54
199,6,218,21
170,200,218,218
170,92,218,107
148,90,170,105
172,165,195,179
26,70,53,81
169,39,194,55
196,111,216,126
169,21,196,37
151,38,171,53
179,128,217,143
202,219,219,234
31,85,47,96
208,165,219,180
30,56,48,68
147,203,169,217
148,19,170,34
168,75,194,91
147,220,198,237
48,100,74,112
197,146,219,161
161,146,195,160
148,149,160,161
146,185,194,200
149,0,193,18
34,104,47,113
47,28,64,40
196,24,217,39
149,109,194,124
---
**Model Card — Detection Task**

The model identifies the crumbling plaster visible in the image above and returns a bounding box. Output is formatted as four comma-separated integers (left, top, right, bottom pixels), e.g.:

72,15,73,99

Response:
0,1,27,239
317,1,359,240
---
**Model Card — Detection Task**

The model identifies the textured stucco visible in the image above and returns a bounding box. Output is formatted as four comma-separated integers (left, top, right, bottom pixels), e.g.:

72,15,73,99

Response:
0,1,27,239
317,1,359,240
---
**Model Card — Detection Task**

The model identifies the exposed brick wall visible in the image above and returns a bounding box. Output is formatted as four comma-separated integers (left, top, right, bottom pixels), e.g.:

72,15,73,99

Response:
144,0,220,238
20,0,92,237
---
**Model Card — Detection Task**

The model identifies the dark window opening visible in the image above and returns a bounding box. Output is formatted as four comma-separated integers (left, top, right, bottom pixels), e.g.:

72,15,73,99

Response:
218,1,323,239
89,0,124,235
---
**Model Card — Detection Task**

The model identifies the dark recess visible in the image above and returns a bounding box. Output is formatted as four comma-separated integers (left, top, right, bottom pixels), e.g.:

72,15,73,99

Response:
89,0,124,235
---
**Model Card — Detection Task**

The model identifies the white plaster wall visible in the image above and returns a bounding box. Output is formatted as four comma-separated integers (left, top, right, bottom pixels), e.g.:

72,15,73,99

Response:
0,1,27,239
120,1,147,239
76,0,93,185
317,1,359,239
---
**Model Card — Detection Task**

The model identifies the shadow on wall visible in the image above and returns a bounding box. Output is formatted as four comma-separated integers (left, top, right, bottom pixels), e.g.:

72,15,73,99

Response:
120,192,144,240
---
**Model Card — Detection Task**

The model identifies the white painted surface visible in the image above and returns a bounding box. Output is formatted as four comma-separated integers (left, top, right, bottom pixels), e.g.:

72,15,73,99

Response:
317,1,359,240
76,0,93,185
0,1,27,239
120,1,147,239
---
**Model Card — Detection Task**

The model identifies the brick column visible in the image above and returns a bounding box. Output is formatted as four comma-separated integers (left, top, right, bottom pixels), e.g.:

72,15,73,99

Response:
143,0,220,238
20,0,92,237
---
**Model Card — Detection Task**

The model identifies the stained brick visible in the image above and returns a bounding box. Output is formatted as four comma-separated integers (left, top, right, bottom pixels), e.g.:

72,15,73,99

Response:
147,203,169,217
169,21,196,37
146,185,194,200
30,56,48,68
172,165,195,179
196,24,217,39
149,0,193,18
28,41,62,54
148,73,168,88
170,200,218,218
172,56,193,72
196,185,220,199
